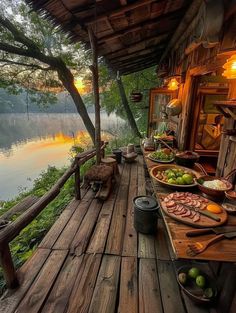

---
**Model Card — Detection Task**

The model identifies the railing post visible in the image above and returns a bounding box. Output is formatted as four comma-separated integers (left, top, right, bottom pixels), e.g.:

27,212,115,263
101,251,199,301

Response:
0,244,19,289
74,156,81,200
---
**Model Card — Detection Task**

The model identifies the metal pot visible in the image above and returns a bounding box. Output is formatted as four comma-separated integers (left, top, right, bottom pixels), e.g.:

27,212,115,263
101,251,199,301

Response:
133,195,159,234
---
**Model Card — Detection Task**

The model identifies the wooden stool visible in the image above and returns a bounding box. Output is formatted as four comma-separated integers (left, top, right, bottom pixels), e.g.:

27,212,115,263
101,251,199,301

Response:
101,157,119,175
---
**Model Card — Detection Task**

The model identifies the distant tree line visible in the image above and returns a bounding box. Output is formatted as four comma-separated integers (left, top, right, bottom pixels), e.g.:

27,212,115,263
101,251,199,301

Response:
0,88,96,114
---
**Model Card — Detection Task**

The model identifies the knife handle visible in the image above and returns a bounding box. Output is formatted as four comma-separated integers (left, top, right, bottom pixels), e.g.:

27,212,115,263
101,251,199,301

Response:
186,229,213,237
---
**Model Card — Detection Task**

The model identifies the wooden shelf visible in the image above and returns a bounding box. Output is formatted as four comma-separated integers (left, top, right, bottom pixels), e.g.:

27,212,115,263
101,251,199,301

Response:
214,100,236,119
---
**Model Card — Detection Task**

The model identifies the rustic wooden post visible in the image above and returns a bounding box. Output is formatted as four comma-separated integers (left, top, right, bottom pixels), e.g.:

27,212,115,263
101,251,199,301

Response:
74,156,81,200
88,26,101,165
0,244,19,289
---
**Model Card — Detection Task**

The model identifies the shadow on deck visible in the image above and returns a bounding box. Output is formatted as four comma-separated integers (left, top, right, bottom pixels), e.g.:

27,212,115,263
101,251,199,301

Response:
0,156,213,313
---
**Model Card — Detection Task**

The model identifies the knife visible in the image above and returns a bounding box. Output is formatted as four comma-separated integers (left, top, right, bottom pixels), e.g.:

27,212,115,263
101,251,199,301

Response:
186,226,236,237
175,202,221,222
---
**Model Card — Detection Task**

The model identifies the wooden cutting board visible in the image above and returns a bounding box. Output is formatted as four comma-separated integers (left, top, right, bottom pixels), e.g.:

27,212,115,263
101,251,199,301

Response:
160,193,228,228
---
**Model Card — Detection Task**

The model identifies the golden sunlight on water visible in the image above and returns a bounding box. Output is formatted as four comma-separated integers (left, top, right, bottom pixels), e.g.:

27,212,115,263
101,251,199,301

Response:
0,131,113,201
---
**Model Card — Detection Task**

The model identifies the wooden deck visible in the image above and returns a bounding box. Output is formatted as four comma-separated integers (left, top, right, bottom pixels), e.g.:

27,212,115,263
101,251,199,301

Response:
0,156,218,313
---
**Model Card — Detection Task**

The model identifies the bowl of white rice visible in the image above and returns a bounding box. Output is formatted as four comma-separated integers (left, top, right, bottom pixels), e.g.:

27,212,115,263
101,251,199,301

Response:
195,176,232,200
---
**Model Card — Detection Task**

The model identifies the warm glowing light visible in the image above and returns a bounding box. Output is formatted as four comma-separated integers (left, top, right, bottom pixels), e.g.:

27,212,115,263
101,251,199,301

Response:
168,78,179,91
74,78,86,94
222,54,236,79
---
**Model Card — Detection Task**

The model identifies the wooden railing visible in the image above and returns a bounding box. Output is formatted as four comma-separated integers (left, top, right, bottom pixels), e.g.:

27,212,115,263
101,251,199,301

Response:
0,142,107,289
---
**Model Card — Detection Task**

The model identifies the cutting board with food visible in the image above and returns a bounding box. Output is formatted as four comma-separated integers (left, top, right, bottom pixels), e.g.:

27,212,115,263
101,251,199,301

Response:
160,192,227,228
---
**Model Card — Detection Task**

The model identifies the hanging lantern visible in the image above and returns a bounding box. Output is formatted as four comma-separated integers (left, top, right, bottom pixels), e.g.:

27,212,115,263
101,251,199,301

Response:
130,90,143,102
222,54,236,79
167,78,179,91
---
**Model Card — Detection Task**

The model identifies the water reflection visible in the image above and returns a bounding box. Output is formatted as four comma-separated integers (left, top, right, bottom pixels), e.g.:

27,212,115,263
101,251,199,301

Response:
0,113,123,200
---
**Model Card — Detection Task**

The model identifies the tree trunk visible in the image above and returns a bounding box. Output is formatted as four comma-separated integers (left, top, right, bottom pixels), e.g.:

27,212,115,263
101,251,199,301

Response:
57,64,95,144
116,77,142,138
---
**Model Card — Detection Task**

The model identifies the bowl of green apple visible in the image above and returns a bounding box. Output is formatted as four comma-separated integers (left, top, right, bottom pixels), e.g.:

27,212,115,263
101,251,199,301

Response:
150,164,201,189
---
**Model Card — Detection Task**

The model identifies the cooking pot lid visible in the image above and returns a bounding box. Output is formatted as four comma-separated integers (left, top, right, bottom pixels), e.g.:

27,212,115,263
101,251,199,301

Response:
133,196,158,211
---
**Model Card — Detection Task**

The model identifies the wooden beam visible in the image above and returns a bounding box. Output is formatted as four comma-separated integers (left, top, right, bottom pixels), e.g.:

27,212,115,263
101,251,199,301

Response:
107,44,166,63
88,27,101,165
120,60,158,75
111,60,159,72
76,0,158,24
225,0,236,21
103,33,168,58
160,0,202,62
110,50,161,66
97,7,185,43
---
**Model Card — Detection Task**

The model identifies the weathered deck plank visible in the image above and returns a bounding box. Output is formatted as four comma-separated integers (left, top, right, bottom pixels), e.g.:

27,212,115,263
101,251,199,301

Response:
39,198,81,249
15,250,68,313
118,256,138,313
66,253,102,313
139,258,163,313
52,190,94,250
41,255,84,313
122,162,138,257
105,163,130,255
88,255,121,313
86,190,117,254
70,199,102,256
157,260,186,313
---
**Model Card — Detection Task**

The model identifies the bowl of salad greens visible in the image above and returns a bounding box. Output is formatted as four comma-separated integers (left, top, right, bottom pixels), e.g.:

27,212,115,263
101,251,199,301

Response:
148,148,175,163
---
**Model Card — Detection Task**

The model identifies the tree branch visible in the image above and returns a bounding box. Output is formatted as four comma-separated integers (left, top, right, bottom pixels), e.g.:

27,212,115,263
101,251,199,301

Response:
0,16,40,51
0,58,52,70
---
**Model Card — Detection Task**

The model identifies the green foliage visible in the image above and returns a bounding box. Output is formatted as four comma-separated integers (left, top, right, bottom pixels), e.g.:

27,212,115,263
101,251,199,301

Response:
0,165,74,294
99,65,159,133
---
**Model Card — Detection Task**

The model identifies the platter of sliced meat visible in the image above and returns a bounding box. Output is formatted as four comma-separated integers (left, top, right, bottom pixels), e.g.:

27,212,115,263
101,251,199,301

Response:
160,192,227,228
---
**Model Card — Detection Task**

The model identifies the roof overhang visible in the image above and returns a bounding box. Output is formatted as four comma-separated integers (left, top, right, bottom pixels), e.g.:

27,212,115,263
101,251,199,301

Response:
26,0,191,75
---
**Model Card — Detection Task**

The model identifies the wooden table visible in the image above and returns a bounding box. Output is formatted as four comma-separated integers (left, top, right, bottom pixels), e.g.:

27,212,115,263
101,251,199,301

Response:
142,147,236,262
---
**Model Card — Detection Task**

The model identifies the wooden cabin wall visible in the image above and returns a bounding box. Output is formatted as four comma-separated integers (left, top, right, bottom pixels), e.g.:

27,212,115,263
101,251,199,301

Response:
163,7,236,166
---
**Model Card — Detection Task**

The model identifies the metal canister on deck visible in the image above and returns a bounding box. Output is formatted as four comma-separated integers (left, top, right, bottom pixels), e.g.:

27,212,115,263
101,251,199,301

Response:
133,196,159,234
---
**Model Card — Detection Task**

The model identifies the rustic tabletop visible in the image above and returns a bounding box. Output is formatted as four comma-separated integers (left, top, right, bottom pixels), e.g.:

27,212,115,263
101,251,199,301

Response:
142,146,236,262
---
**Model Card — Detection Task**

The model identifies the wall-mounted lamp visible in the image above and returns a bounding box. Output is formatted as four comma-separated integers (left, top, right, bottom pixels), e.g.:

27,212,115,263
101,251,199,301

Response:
222,54,236,79
167,78,179,91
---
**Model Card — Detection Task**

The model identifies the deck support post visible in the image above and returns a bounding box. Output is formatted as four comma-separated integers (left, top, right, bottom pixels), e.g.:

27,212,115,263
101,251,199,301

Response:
74,157,81,200
0,244,19,289
88,26,101,165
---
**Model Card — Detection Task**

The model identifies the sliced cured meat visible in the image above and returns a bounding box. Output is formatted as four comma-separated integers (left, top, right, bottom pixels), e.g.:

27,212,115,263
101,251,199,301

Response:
193,213,200,222
191,194,199,199
166,201,176,208
181,209,192,217
174,208,187,215
195,201,201,208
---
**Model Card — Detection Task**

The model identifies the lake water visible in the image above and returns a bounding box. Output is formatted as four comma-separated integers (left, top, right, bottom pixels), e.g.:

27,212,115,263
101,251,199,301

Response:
0,113,123,201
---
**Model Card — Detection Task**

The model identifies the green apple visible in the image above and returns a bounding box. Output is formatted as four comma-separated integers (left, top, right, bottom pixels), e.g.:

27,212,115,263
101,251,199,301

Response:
182,173,193,184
